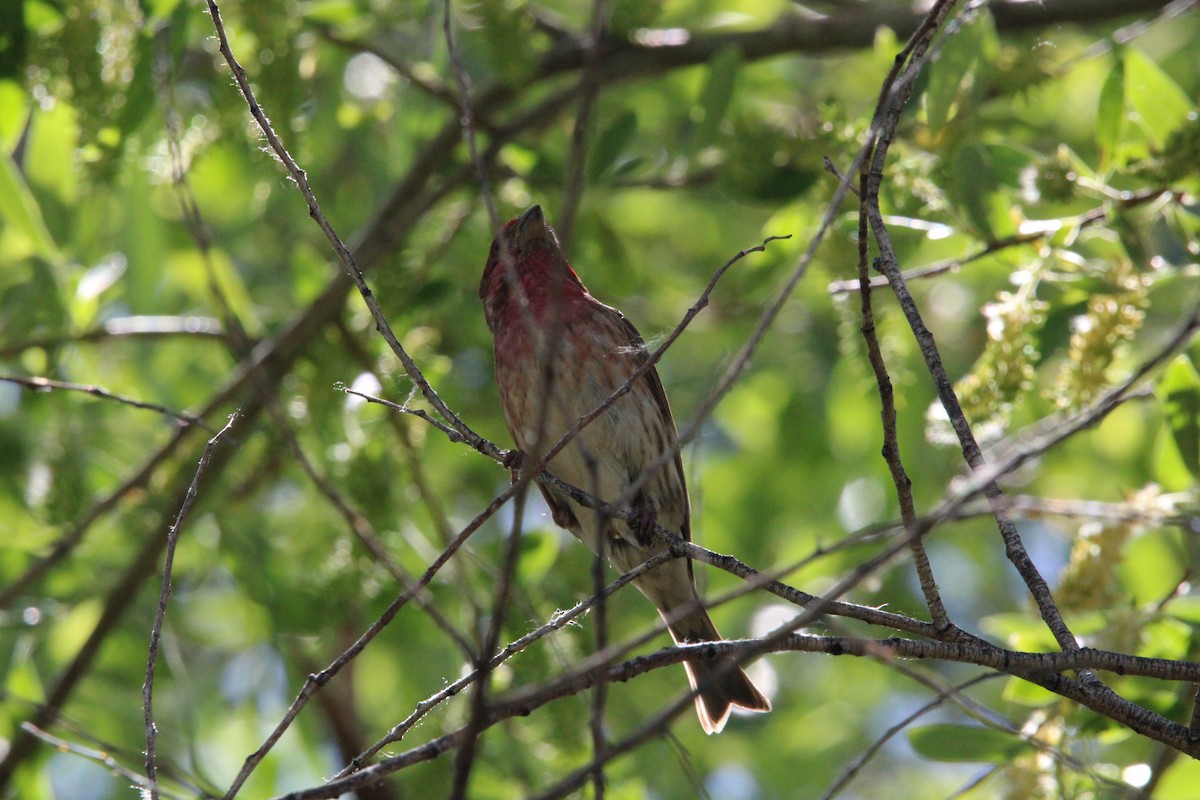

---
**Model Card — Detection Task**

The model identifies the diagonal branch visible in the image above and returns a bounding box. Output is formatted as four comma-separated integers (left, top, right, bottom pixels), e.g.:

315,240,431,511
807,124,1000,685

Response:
859,0,1086,667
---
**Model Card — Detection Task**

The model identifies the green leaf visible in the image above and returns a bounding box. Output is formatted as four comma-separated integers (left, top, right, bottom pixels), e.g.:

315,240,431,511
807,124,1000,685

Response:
0,258,66,341
5,651,45,704
1156,355,1200,479
1158,758,1200,799
979,612,1059,652
167,248,264,335
0,80,27,146
299,0,359,24
1097,57,1125,170
924,14,985,134
873,26,899,75
517,528,561,586
908,724,1029,763
587,109,638,183
0,2,26,80
1121,530,1185,606
691,45,741,152
0,145,59,261
1166,596,1200,623
49,599,103,663
1124,48,1193,150
1001,676,1058,707
23,97,78,205
1155,421,1195,490
949,143,1015,241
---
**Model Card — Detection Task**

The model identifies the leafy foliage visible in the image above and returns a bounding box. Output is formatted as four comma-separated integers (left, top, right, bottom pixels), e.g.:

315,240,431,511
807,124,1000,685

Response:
1,1,1199,799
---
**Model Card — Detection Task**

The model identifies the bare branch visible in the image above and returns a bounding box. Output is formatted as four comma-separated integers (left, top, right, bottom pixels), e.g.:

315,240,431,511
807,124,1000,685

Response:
20,724,183,800
860,0,1086,668
144,414,238,799
850,1,960,632
336,548,675,776
203,0,486,454
0,373,214,430
827,188,1176,295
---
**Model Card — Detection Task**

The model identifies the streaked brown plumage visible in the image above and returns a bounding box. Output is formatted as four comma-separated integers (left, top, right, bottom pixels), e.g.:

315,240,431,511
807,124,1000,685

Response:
479,205,770,734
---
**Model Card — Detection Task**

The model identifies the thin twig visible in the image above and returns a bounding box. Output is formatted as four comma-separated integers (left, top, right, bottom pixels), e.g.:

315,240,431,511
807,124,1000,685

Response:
220,473,530,800
280,629,1200,800
144,414,237,799
440,6,555,795
20,724,187,800
862,0,1088,667
0,374,213,430
203,0,483,452
820,674,997,800
557,0,608,252
827,188,1174,294
334,549,675,777
852,14,952,629
823,155,860,197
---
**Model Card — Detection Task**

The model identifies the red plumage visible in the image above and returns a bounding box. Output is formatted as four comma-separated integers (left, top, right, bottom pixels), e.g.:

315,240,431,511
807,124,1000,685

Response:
479,205,770,734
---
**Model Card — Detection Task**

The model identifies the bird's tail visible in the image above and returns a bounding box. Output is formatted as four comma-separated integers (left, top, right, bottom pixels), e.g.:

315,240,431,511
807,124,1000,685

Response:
665,606,771,735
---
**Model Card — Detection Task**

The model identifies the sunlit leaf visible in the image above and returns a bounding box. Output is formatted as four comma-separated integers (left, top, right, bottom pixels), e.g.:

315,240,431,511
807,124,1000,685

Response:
1120,530,1184,606
1165,596,1200,624
48,600,103,664
0,82,28,146
1097,57,1125,171
517,528,561,586
0,149,59,262
1158,757,1200,799
299,0,359,24
1124,47,1193,150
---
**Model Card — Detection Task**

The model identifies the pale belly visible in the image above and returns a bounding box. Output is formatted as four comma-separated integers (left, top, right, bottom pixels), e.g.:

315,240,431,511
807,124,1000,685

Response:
493,319,686,569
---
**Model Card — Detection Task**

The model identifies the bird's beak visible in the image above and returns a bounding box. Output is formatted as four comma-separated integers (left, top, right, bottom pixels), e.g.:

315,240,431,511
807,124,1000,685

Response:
516,205,556,250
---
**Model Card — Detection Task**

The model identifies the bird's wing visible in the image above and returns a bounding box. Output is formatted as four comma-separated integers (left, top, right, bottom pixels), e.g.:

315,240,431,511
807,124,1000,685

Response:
609,307,693,547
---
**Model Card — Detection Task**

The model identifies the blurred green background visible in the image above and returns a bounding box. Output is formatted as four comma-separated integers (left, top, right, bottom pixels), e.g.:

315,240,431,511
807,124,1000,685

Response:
1,0,1199,797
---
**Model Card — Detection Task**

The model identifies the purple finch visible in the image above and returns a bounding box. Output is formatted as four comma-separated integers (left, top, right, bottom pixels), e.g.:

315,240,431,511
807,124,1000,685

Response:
479,205,770,734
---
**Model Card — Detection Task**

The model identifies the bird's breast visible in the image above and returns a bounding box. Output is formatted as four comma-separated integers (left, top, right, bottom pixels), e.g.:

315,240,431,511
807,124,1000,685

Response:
492,306,636,449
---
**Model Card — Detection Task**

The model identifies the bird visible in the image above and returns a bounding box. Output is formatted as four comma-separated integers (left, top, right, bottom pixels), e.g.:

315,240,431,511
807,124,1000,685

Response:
479,204,770,733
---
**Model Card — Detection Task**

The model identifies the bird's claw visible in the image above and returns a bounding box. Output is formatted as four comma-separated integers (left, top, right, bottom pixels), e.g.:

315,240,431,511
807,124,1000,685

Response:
502,449,525,483
629,505,658,547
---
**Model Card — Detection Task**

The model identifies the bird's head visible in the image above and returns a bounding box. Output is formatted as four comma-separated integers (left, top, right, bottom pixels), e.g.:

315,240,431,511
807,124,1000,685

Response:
479,205,585,330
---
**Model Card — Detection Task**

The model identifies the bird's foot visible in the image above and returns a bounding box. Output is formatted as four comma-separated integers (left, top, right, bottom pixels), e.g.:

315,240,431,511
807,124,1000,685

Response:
629,505,659,548
502,449,525,483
